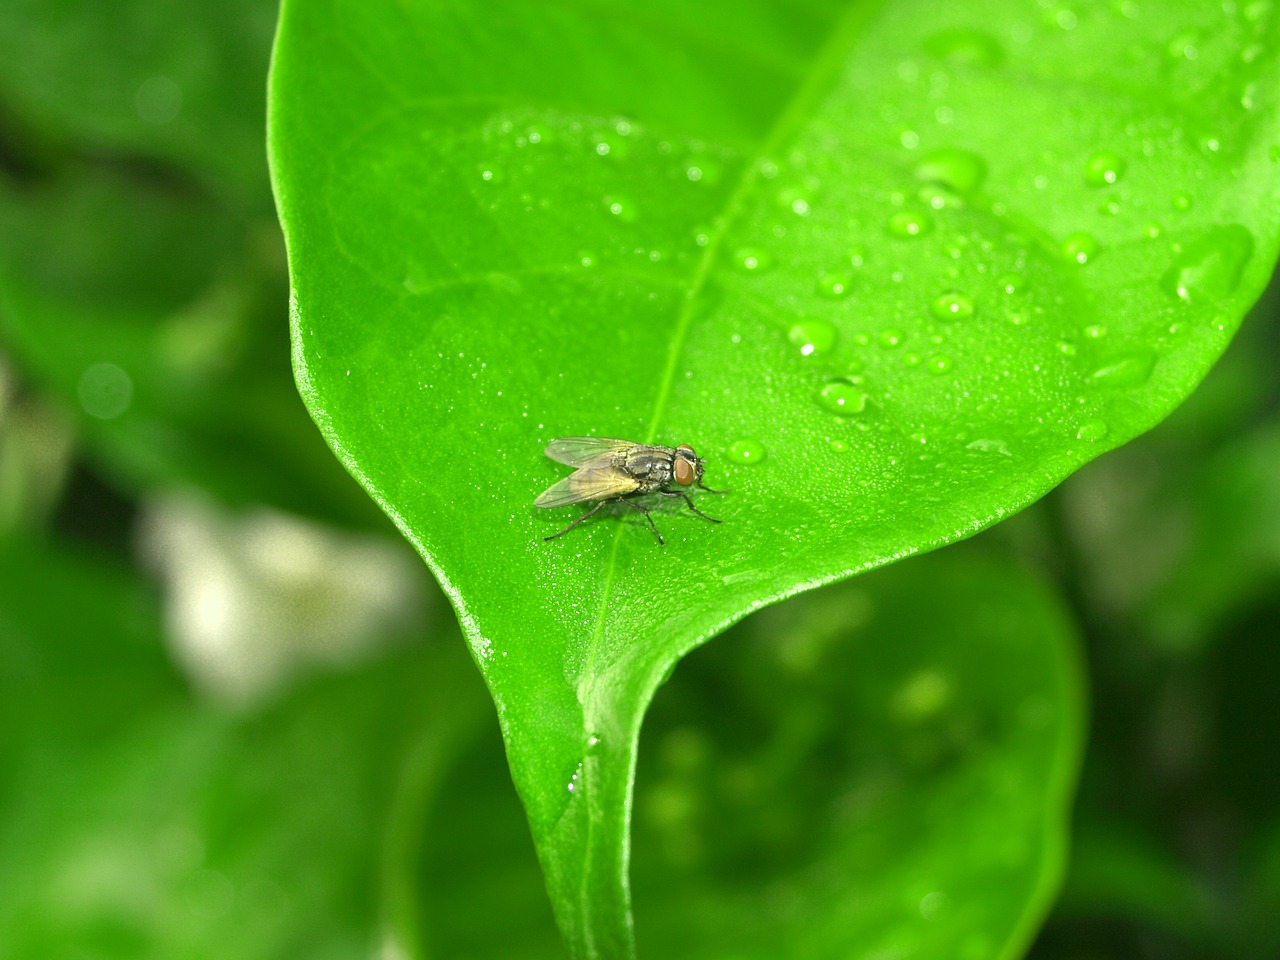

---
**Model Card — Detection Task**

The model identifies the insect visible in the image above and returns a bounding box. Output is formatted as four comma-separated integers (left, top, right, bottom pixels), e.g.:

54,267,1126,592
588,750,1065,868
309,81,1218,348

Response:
535,437,725,545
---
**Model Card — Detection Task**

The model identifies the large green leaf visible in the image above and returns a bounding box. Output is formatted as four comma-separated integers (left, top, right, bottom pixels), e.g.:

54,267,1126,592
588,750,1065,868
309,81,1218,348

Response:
269,1,1280,955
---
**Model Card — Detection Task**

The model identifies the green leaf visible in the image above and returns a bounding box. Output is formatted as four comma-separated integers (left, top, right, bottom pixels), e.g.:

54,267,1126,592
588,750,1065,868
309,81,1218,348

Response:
269,1,1280,954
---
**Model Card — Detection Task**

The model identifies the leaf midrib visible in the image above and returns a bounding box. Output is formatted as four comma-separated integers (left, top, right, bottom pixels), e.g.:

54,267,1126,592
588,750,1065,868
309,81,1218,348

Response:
570,0,891,953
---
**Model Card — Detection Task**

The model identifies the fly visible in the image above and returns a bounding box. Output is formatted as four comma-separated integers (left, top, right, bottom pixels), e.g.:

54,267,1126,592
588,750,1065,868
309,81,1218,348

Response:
534,437,725,545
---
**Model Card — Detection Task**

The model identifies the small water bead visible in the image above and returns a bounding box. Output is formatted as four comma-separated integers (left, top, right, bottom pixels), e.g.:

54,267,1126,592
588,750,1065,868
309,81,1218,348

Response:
577,251,596,268
997,273,1025,295
886,209,934,238
922,27,1005,67
1084,151,1126,186
1162,224,1254,303
1099,196,1121,216
830,439,850,453
728,438,766,464
1172,192,1193,211
930,291,975,322
734,247,773,272
603,195,637,222
879,328,904,348
817,273,852,298
1144,222,1163,239
819,381,868,416
1076,419,1109,442
914,147,989,195
927,355,953,375
1084,324,1107,339
849,246,867,268
1166,28,1202,61
1062,232,1099,264
788,320,837,357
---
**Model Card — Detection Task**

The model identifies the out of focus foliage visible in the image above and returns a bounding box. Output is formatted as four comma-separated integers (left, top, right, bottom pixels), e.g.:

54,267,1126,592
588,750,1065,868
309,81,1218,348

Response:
0,2,1277,959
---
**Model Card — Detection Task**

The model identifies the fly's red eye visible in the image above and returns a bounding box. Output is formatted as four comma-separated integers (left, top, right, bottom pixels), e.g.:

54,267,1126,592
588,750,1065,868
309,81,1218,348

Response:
674,457,694,486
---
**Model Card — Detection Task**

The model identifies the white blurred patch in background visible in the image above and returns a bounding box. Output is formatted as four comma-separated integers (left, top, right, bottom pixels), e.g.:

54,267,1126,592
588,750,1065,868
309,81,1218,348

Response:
138,494,429,706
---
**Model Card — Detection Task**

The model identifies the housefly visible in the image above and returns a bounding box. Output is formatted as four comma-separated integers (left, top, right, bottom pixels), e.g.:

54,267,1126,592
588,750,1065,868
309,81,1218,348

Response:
535,437,725,545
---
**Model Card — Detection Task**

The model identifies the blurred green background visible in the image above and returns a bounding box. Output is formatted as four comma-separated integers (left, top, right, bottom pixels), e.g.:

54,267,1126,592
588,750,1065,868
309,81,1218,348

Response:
1,2,1277,958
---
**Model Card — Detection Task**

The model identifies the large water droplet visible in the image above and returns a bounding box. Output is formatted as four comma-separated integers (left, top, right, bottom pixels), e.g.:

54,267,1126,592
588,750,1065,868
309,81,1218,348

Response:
930,291,975,322
788,320,837,357
1091,350,1156,388
1062,232,1099,265
78,363,133,420
1084,151,1126,187
1075,419,1109,442
728,438,766,464
886,209,934,238
819,381,868,416
923,28,1005,67
914,147,988,195
1161,224,1254,303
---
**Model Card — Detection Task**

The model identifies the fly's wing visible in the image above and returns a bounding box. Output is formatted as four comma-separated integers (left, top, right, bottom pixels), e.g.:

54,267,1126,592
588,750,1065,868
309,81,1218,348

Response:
543,437,633,467
534,466,640,508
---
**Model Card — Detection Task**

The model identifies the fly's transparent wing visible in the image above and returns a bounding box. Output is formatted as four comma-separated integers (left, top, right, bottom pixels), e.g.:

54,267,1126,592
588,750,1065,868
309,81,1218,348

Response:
543,437,633,467
534,466,640,508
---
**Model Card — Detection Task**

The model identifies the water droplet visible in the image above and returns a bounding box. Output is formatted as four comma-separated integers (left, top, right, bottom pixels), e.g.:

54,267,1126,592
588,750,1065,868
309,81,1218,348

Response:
878,328,904,348
728,438,766,464
914,147,988,195
1166,28,1202,62
1090,350,1156,388
1162,224,1253,303
478,165,501,183
967,438,1012,456
819,381,868,416
816,273,852,298
927,354,953,374
788,320,837,357
1144,222,1163,239
603,195,636,222
1062,232,1099,265
78,362,133,420
848,246,867,268
1083,324,1107,339
1172,192,1193,211
930,291,975,322
686,156,723,185
886,209,934,238
997,273,1025,295
1099,196,1121,216
1084,151,1126,186
733,247,773,272
923,28,1004,67
577,251,596,268
1076,419,1109,442
830,438,849,453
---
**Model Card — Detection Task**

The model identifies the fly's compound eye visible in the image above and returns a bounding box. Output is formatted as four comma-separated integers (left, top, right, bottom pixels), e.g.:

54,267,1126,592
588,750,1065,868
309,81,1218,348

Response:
674,456,695,486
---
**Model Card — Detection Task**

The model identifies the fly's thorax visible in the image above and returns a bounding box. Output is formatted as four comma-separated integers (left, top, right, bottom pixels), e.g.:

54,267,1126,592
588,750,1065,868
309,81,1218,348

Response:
623,445,675,487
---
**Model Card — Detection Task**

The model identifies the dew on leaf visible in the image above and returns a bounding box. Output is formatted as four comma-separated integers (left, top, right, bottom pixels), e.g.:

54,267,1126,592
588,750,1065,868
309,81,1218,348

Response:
997,273,1025,295
788,320,837,357
1099,196,1121,216
819,381,868,416
930,291,975,322
879,328,905,348
1075,419,1109,442
733,247,773,272
886,209,934,238
1090,350,1156,388
1172,192,1193,211
727,438,766,465
1084,151,1126,186
603,195,636,222
1161,224,1254,303
922,28,1005,67
1165,28,1202,61
1061,232,1099,265
817,273,852,298
927,355,953,375
914,147,988,195
1083,324,1107,339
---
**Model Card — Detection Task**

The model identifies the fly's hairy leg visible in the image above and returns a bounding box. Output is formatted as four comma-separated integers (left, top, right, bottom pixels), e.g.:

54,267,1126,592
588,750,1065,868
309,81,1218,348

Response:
661,490,721,524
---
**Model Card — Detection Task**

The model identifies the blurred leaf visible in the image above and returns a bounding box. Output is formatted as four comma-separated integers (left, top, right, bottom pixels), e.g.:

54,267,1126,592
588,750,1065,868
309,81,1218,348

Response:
0,168,380,528
270,1,1280,954
0,535,492,959
0,0,279,205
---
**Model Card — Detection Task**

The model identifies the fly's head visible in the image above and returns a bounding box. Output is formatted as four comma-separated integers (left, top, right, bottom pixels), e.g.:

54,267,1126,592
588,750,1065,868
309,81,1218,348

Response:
673,444,705,487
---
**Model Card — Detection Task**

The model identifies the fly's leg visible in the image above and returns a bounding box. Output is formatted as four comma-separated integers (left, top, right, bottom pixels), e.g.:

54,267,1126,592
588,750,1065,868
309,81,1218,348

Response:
543,500,608,541
663,490,721,525
619,498,665,545
697,480,728,494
